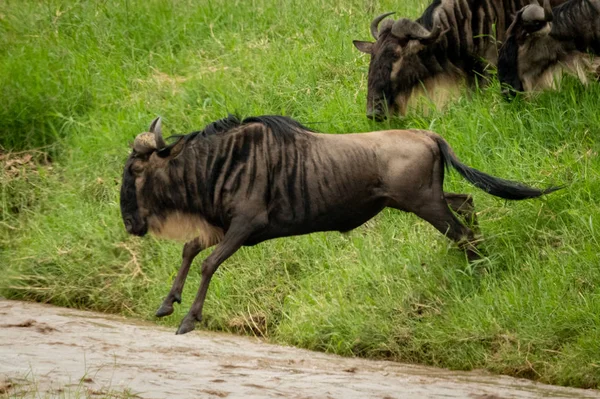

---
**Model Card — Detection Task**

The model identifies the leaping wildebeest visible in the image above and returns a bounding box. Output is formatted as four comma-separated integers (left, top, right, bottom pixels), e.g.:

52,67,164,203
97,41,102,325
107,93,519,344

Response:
353,0,567,120
120,115,560,335
497,0,600,96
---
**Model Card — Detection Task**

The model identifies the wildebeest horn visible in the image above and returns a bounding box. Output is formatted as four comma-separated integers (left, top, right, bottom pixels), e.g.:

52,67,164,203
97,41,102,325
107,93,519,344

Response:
133,132,157,154
132,117,166,154
542,0,553,21
370,12,396,39
391,18,442,44
521,4,546,22
149,116,166,149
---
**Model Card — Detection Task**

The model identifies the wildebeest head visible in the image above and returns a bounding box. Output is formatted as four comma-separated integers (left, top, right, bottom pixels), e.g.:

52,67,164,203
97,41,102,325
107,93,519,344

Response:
120,116,169,237
498,0,556,96
353,12,447,120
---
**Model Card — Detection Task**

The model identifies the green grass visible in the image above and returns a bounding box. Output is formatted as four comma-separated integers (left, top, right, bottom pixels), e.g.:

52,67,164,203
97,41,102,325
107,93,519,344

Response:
1,0,600,389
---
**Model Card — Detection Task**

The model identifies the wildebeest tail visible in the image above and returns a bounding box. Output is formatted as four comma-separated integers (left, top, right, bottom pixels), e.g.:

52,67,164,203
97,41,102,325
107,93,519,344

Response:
435,137,563,200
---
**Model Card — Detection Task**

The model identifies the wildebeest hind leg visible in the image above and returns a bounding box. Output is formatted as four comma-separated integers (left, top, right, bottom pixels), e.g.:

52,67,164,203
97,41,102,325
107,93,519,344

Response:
176,216,264,335
444,192,479,229
412,197,479,261
156,238,204,318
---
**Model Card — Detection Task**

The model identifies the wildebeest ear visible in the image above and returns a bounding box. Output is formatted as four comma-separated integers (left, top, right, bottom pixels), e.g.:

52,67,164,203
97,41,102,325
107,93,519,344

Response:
148,116,166,149
353,40,374,54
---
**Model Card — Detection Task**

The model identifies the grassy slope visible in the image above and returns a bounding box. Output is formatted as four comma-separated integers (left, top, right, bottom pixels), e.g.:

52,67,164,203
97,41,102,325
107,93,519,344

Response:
1,0,599,388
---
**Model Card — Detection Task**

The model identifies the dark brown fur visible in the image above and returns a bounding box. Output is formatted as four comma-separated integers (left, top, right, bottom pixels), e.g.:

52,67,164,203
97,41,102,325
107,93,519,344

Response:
498,0,600,95
353,0,568,119
120,115,560,334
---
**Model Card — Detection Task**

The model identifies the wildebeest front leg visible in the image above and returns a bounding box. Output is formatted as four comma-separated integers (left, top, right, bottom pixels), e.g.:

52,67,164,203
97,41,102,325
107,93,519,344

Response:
176,219,260,335
156,238,204,318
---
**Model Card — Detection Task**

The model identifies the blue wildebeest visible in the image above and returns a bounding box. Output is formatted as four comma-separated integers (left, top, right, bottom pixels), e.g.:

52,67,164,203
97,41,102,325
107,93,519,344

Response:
497,0,600,96
120,115,560,334
353,0,567,120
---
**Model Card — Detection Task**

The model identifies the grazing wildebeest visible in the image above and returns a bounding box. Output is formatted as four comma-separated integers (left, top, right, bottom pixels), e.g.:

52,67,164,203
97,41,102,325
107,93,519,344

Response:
120,115,560,335
352,0,567,120
497,0,600,96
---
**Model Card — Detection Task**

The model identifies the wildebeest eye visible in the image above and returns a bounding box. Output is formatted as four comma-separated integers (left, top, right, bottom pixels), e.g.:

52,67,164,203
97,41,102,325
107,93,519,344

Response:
130,162,145,174
525,21,546,33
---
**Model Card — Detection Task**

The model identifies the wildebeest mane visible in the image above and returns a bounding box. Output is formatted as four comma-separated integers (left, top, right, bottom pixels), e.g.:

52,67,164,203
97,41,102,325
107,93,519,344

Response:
164,114,243,146
162,114,315,154
242,115,316,141
195,114,244,138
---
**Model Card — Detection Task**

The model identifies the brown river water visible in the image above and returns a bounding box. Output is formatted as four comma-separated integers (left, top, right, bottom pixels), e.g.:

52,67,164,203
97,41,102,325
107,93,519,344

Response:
1,299,599,399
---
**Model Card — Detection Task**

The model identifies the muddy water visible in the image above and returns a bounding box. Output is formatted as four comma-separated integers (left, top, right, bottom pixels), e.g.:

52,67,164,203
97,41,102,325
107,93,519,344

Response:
1,300,599,399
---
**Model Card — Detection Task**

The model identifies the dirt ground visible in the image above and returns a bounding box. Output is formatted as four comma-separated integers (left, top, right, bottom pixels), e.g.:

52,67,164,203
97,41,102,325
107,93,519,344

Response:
1,300,599,399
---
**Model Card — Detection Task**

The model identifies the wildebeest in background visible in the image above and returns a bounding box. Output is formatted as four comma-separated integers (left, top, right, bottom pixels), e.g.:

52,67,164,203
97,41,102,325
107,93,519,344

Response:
497,0,600,95
352,0,567,120
120,115,560,335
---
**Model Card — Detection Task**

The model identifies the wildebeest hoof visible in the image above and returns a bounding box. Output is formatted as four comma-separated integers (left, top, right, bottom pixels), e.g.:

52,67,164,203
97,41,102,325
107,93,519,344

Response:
175,317,197,335
466,249,481,262
155,303,174,318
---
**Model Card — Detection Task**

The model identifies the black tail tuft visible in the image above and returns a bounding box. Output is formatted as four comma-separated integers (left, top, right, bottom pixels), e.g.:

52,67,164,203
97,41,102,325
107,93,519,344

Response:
436,137,563,200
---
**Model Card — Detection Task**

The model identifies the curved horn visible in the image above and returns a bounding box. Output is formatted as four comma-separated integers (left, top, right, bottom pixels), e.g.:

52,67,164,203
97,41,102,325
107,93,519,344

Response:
543,0,553,21
521,4,546,22
420,22,443,44
370,12,396,39
133,132,157,154
148,116,166,149
391,18,442,44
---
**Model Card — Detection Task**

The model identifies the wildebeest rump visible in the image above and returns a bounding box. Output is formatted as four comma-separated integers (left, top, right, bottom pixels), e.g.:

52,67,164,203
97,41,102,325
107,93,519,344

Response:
497,0,600,95
120,115,560,335
352,0,567,120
